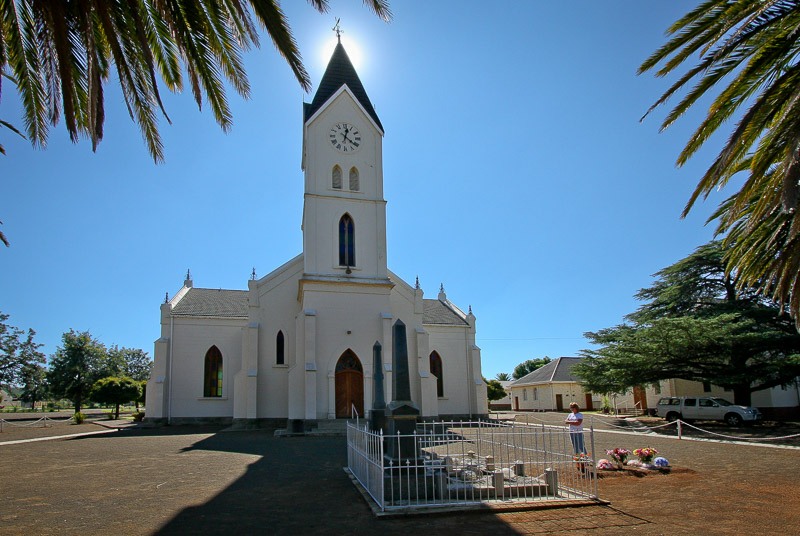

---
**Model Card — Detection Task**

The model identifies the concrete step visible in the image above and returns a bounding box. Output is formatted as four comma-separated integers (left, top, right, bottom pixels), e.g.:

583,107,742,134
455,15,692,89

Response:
275,418,353,437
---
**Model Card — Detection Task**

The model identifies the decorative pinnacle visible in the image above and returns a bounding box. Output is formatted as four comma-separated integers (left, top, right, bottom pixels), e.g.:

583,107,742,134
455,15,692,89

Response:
164,292,169,304
251,267,256,280
333,18,342,43
415,276,420,290
440,283,445,293
186,269,191,280
469,305,473,315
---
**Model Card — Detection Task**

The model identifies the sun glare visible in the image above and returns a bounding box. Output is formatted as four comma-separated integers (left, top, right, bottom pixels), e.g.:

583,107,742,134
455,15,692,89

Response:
319,34,364,72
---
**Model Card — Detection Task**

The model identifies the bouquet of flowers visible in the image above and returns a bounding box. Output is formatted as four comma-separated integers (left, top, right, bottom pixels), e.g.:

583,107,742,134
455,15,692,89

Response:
633,447,658,465
573,454,592,473
606,448,631,468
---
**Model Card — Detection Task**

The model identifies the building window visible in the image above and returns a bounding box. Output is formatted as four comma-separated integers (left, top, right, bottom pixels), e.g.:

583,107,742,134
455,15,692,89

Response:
533,387,538,401
523,389,528,401
349,167,360,191
203,346,223,397
702,381,712,392
429,351,444,397
276,331,285,365
339,214,355,267
332,165,342,189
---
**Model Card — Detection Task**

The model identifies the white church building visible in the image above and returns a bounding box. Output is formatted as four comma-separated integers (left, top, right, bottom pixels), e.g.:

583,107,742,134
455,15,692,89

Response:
146,40,487,428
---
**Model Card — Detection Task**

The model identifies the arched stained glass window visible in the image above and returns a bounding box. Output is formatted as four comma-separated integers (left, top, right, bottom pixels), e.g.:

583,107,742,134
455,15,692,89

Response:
339,214,355,267
276,331,285,365
204,346,223,397
349,167,360,191
332,165,342,189
430,351,444,398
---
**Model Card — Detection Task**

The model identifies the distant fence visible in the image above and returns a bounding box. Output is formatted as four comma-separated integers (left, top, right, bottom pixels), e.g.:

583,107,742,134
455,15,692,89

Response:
346,420,598,512
0,415,74,433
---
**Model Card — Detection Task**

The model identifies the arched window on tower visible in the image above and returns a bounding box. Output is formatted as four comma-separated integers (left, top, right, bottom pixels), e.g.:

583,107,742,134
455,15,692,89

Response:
204,346,223,397
349,167,360,191
339,214,355,267
276,331,285,365
430,351,444,398
332,165,342,189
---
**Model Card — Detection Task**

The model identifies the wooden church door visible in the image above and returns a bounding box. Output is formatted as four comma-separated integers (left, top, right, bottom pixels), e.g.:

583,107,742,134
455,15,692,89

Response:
335,350,364,418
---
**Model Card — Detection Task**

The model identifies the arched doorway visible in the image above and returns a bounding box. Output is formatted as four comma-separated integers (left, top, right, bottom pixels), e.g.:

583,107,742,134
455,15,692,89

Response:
335,350,363,418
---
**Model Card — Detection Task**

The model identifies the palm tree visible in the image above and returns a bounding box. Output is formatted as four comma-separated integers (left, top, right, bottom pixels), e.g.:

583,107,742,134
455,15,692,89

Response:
639,1,800,325
495,372,511,381
0,0,391,161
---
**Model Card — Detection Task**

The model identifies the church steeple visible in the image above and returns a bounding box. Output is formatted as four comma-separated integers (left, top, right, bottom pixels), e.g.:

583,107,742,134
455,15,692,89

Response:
304,42,383,132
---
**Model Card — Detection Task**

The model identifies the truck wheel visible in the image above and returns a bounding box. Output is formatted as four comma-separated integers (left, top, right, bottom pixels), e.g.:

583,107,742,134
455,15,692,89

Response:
725,413,743,426
665,412,680,422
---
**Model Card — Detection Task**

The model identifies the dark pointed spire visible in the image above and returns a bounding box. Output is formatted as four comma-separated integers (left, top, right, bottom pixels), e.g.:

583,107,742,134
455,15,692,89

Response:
305,41,383,131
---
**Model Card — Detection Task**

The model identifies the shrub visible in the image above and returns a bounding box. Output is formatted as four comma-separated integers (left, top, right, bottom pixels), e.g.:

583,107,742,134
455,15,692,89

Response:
132,411,145,422
73,412,86,424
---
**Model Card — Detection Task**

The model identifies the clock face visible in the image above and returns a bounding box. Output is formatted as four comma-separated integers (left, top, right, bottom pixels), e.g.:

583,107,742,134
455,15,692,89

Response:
329,122,361,153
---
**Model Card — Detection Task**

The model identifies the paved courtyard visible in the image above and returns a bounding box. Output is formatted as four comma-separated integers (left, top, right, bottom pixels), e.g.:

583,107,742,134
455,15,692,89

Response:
0,415,798,535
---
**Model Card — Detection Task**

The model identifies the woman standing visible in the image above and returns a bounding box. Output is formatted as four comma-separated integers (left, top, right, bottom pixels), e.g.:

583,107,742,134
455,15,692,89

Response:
565,402,587,455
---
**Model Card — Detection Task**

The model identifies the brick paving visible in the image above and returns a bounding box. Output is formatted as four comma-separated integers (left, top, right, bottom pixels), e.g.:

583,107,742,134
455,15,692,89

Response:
0,415,798,535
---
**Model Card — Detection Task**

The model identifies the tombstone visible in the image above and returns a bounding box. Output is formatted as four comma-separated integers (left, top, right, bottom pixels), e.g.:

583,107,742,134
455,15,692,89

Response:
370,341,386,432
384,319,420,462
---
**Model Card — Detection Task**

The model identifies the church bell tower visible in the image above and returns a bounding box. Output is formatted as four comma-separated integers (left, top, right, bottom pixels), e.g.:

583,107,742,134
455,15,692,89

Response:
300,38,388,282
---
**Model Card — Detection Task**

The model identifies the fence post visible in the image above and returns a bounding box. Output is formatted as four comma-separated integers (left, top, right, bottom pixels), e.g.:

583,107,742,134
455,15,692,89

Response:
677,419,682,440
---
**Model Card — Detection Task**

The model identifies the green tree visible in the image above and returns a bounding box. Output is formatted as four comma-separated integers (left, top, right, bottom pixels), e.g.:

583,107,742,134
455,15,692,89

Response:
0,0,391,160
576,242,800,405
495,372,511,381
48,330,108,413
111,346,153,382
136,380,147,411
0,312,45,387
484,378,506,403
512,357,551,380
19,362,47,410
90,376,141,419
640,1,800,326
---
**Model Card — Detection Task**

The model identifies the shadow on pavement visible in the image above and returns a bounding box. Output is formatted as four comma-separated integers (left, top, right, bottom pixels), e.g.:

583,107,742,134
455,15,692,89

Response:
152,430,524,536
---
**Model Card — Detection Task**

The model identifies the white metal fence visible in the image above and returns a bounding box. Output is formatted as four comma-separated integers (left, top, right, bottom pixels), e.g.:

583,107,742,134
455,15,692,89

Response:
346,419,598,512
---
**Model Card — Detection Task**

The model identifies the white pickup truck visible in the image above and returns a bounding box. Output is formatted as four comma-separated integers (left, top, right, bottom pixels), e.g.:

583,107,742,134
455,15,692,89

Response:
655,396,762,426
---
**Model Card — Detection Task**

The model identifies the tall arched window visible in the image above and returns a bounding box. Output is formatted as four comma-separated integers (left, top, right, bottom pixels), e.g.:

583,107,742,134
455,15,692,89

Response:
349,167,360,191
339,214,355,267
276,331,285,365
204,346,223,397
429,351,444,398
332,165,342,189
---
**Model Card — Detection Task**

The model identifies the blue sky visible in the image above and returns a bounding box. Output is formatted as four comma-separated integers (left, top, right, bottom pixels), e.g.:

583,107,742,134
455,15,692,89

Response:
1,1,724,379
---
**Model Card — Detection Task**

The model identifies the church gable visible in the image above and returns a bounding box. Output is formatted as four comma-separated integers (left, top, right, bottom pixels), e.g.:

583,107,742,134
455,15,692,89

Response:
304,42,382,132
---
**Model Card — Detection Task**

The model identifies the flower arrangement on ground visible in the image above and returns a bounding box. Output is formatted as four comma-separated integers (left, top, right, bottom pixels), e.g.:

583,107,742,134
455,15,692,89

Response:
606,447,631,469
573,454,593,473
633,447,658,465
596,458,614,470
653,456,670,468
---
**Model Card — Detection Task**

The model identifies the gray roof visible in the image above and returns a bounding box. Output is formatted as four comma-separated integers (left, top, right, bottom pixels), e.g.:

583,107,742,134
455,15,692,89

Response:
304,41,383,131
510,357,584,386
170,289,469,326
171,288,248,318
422,299,469,326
